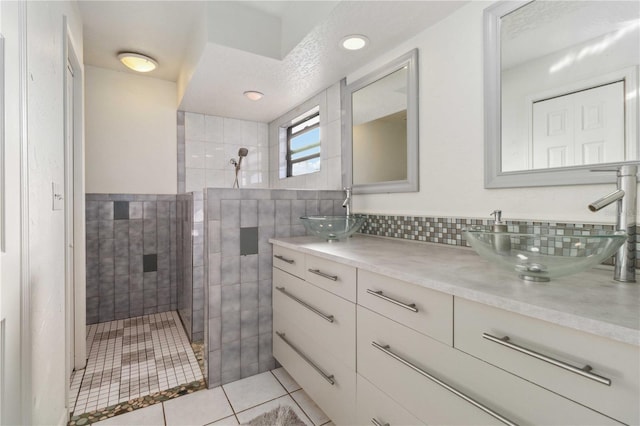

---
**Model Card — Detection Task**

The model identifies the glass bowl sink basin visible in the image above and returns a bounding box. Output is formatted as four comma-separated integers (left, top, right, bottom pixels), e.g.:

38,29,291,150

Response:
300,215,366,242
464,227,627,282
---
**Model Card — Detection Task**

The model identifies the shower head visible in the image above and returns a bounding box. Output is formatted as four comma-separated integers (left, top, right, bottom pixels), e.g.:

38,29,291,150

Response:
238,147,249,157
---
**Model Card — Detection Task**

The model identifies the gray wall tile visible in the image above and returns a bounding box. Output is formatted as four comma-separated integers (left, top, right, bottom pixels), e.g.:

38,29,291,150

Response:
221,200,240,228
221,311,240,343
240,200,258,227
129,202,143,219
240,309,258,339
221,256,240,285
98,202,113,221
275,200,291,225
258,200,275,227
221,339,241,373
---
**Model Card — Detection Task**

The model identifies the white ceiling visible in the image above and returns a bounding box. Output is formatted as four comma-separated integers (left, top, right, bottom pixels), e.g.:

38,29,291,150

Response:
79,1,468,123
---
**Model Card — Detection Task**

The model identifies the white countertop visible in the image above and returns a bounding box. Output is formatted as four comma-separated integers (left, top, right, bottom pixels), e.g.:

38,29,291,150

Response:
270,234,640,346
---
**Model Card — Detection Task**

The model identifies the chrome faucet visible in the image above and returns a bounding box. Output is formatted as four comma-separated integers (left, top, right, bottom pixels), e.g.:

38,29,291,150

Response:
588,165,637,283
342,187,352,216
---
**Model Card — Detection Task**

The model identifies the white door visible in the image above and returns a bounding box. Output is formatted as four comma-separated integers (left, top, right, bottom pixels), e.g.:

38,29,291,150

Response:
532,81,625,169
0,1,27,424
532,95,573,168
574,82,624,165
65,58,75,375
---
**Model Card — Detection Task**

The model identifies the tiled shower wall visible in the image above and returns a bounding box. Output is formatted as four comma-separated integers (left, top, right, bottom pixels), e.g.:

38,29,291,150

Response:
176,193,193,341
268,82,343,190
176,192,206,342
85,194,178,324
177,111,269,193
204,188,345,388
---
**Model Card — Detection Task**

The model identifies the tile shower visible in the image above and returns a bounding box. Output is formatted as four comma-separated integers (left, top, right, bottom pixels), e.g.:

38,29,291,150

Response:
204,188,345,388
85,194,179,324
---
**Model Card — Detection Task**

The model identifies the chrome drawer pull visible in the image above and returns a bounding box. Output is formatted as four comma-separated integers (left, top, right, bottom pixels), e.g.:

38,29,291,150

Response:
308,268,338,281
372,341,517,426
482,333,611,386
274,254,295,264
276,331,335,385
276,287,335,323
366,289,418,313
371,418,389,426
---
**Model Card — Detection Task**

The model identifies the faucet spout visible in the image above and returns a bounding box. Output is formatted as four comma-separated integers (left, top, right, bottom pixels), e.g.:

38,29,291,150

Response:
342,187,352,217
589,165,637,283
588,189,625,212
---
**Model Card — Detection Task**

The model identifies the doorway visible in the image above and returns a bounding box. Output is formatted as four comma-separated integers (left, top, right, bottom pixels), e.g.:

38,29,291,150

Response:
64,20,86,418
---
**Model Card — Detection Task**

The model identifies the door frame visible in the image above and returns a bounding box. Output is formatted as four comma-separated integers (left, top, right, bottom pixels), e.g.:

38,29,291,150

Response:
63,17,86,389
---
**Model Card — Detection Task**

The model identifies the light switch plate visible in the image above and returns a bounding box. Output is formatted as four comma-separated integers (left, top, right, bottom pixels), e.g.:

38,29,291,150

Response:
52,182,63,210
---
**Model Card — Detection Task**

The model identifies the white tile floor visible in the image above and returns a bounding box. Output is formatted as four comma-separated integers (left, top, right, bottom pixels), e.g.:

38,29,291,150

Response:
93,368,334,426
71,311,203,415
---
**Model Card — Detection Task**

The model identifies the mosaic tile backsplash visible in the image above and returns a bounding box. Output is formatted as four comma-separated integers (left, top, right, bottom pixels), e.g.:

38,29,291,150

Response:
358,214,640,267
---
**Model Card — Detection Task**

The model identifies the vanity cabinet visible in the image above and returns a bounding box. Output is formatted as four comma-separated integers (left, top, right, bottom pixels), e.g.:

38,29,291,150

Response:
454,298,640,425
272,253,357,425
271,240,638,426
358,305,620,425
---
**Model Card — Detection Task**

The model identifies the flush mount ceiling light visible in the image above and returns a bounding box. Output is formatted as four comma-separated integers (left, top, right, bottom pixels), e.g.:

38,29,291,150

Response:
340,35,369,51
117,52,158,73
244,91,264,101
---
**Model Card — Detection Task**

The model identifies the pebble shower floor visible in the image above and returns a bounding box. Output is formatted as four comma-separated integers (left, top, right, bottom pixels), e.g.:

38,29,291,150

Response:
69,311,203,415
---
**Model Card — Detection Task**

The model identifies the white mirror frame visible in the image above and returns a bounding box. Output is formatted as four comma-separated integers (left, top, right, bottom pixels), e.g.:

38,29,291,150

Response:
342,49,419,194
484,1,639,188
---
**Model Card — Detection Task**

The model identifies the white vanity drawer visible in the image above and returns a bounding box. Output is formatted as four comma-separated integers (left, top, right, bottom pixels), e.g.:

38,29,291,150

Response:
272,268,356,370
454,298,640,425
357,269,453,345
305,255,356,302
273,245,305,278
357,374,424,426
358,306,621,426
273,313,356,425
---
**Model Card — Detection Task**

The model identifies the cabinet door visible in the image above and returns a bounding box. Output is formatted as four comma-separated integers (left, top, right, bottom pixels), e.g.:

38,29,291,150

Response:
357,269,452,345
358,306,621,426
273,245,306,278
273,313,356,425
357,374,424,426
454,297,639,425
273,268,356,369
305,254,356,302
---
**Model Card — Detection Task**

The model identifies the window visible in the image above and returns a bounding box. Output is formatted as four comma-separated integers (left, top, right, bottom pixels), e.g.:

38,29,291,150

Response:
286,107,320,177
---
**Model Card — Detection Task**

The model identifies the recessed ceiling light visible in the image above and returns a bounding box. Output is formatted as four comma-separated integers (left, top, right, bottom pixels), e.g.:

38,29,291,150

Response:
244,91,264,101
341,35,369,51
117,52,158,73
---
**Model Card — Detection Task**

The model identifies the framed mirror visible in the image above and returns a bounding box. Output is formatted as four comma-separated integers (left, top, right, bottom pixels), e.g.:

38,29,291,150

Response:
484,1,639,188
342,49,419,194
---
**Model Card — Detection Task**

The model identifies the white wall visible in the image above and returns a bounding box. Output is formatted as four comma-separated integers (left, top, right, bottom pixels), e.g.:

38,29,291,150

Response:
268,82,342,190
183,112,269,191
348,1,634,224
85,66,177,194
25,1,83,424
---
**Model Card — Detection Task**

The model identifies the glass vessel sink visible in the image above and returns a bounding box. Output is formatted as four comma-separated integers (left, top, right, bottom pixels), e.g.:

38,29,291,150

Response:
464,227,627,282
300,215,366,242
